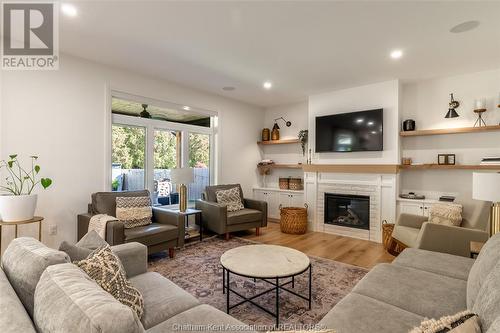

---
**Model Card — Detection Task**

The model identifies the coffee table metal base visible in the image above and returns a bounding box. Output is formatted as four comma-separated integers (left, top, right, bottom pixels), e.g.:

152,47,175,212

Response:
222,265,312,327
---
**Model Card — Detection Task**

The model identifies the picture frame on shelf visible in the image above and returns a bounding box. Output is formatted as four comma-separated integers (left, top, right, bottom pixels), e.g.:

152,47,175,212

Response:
438,154,447,165
446,154,456,165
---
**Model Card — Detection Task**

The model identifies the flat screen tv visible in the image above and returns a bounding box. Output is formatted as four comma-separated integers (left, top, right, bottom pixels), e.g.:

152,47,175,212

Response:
315,109,383,152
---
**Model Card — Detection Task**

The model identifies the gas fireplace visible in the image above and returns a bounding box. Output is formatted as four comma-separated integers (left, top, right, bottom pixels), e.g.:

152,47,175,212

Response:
324,193,370,230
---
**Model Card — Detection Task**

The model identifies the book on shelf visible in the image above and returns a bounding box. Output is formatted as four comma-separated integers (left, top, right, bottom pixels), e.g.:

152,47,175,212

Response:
480,157,500,165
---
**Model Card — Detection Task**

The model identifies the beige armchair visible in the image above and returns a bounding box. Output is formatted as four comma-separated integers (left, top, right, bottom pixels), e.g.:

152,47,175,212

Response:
392,202,490,257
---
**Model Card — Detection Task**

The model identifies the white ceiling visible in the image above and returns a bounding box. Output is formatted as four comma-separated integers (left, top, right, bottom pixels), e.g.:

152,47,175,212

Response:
60,1,500,107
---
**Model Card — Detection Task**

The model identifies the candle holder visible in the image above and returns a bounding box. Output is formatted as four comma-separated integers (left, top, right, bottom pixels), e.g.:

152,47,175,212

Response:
473,98,487,127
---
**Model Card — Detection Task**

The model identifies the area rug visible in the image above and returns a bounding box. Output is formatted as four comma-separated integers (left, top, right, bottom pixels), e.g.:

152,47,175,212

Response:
148,237,367,330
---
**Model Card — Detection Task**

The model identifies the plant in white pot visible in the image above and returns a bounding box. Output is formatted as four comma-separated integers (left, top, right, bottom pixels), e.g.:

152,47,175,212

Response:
0,155,52,222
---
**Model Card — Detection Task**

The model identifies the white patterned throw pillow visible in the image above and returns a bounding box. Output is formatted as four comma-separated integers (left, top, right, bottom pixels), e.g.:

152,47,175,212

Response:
215,187,244,212
428,203,463,227
116,196,152,228
75,245,144,319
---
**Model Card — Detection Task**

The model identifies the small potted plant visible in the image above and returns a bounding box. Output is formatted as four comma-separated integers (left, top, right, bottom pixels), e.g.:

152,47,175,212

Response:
0,155,52,222
298,130,308,156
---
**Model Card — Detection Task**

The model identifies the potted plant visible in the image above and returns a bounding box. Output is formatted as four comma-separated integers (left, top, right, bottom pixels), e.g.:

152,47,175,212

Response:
298,130,308,156
0,155,52,222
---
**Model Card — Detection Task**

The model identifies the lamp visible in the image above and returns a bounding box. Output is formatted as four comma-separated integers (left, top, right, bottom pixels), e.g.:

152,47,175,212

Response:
170,168,194,212
473,172,500,235
445,93,460,118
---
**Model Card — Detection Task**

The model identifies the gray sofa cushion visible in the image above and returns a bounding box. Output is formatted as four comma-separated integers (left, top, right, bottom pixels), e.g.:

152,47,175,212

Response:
0,269,36,333
392,225,419,247
319,292,424,333
227,208,262,225
58,241,93,261
76,230,108,249
472,261,500,331
146,304,255,333
129,272,199,329
467,233,500,308
34,263,144,333
1,237,69,316
353,264,466,319
393,248,474,280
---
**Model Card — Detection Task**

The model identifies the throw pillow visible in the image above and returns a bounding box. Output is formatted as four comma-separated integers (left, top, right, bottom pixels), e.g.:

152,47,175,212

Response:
428,203,463,227
58,241,93,261
215,187,244,212
75,245,144,319
76,230,108,249
409,310,481,333
116,196,152,228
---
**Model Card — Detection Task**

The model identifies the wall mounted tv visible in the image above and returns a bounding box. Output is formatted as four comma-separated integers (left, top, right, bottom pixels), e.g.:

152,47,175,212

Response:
315,109,383,152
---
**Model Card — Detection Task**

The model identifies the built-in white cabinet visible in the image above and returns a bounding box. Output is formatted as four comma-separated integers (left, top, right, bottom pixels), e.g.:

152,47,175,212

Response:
396,199,438,218
253,188,304,219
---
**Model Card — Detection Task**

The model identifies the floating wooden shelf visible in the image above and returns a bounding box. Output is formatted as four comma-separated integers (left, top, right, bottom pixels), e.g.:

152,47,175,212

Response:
257,164,303,169
399,164,500,170
400,125,500,137
302,164,399,174
257,138,300,145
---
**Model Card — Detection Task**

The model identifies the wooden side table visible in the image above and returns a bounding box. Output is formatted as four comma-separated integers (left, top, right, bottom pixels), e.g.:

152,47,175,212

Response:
470,241,485,259
0,216,44,251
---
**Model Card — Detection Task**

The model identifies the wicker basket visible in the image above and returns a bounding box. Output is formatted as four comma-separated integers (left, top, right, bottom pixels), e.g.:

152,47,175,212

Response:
279,178,289,190
382,220,395,250
280,204,308,234
289,178,303,191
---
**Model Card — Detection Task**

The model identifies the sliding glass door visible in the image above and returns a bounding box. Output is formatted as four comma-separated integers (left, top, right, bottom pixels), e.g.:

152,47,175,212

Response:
110,95,216,207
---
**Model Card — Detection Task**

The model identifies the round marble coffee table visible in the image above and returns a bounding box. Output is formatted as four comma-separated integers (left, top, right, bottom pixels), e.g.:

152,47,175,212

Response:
220,244,312,326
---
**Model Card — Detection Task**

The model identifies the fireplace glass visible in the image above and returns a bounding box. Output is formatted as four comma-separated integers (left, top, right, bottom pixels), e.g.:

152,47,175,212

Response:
324,193,370,230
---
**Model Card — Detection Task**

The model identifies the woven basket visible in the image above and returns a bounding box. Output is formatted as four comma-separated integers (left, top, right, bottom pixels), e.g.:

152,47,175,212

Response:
382,221,394,250
279,178,289,190
289,178,303,191
280,204,308,234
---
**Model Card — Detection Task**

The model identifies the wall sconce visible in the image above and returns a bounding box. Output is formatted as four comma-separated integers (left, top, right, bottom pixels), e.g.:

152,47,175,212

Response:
445,93,460,118
273,117,292,129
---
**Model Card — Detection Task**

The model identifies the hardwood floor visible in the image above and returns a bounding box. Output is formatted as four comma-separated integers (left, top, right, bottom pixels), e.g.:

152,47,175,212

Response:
239,221,394,270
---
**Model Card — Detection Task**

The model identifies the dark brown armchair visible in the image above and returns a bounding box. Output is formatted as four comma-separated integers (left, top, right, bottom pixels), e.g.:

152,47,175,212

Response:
77,190,184,256
195,184,267,240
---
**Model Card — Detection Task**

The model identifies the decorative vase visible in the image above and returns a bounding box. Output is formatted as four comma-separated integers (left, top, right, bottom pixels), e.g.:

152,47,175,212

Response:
261,128,270,141
0,194,38,222
271,123,280,140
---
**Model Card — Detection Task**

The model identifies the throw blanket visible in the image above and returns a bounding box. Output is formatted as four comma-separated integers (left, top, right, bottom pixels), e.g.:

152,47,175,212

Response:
88,214,118,239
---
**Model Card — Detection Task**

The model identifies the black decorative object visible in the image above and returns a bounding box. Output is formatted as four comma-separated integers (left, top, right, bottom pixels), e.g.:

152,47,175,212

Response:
445,93,460,118
402,119,415,131
140,104,152,118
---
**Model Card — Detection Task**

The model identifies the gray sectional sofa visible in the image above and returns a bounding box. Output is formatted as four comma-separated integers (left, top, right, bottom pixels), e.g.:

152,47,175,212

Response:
0,237,252,333
320,234,500,333
2,234,500,332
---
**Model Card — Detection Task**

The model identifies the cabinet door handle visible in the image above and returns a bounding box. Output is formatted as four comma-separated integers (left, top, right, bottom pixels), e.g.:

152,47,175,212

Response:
420,207,423,210
424,207,428,210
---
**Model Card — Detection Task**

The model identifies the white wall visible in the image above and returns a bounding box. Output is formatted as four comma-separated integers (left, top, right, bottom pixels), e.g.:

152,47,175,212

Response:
308,80,400,164
401,68,500,220
0,54,264,250
258,101,308,188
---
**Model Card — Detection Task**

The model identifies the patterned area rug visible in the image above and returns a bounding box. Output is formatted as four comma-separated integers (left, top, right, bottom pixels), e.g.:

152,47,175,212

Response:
148,237,367,330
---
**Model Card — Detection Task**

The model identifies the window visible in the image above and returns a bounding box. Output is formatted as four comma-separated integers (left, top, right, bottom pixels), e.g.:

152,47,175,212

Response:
112,125,146,191
110,95,216,207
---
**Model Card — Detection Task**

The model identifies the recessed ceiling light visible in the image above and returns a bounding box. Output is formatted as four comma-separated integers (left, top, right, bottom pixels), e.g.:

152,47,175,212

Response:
390,49,403,59
222,86,235,91
450,20,480,33
61,3,77,17
182,106,191,111
263,81,273,90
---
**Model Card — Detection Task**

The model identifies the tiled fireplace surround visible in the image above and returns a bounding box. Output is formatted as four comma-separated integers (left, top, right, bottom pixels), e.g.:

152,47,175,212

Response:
304,172,397,243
